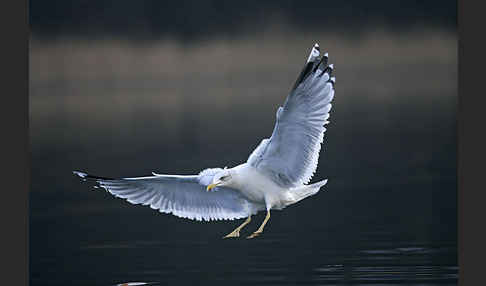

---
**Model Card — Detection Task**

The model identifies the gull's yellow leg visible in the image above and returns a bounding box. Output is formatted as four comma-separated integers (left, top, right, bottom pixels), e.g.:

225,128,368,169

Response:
223,215,252,239
247,210,270,239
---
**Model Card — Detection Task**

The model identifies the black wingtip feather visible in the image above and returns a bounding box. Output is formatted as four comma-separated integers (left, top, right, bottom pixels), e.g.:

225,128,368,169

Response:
327,77,336,88
313,54,330,73
322,65,334,76
292,61,315,90
73,170,114,181
292,47,334,90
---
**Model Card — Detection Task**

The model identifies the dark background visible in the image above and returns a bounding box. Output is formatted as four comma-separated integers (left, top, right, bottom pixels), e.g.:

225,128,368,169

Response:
30,0,456,39
30,1,457,285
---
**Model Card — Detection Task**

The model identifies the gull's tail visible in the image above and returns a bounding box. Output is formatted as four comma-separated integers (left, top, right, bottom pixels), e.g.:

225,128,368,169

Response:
287,179,328,206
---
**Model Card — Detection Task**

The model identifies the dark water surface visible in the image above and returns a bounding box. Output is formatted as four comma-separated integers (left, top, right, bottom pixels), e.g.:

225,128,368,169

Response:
30,29,457,285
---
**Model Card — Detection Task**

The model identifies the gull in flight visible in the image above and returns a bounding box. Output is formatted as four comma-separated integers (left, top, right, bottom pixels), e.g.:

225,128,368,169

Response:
74,43,335,239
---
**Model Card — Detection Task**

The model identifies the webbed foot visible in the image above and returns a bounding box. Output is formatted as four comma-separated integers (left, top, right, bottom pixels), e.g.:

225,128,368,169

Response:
246,231,262,239
223,230,240,239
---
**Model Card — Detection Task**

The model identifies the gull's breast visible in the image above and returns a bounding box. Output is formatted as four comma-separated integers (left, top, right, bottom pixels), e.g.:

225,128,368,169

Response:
232,163,290,208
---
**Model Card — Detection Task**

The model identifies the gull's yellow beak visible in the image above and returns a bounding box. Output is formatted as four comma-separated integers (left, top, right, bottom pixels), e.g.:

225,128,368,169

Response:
206,183,218,191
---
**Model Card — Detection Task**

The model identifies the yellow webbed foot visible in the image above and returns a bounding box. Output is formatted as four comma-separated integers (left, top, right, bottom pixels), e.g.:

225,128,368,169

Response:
222,215,252,239
223,230,240,239
246,231,262,239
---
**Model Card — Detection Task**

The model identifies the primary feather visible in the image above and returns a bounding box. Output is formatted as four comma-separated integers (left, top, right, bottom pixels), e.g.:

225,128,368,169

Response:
73,170,256,221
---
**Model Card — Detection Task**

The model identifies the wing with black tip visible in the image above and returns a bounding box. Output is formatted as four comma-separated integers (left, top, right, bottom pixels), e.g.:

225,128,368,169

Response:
247,43,336,187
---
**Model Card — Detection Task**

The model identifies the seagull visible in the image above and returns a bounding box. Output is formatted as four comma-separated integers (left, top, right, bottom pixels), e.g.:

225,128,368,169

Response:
74,43,335,239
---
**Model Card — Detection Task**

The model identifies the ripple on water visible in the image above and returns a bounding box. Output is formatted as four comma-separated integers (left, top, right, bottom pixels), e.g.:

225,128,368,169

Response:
114,283,159,286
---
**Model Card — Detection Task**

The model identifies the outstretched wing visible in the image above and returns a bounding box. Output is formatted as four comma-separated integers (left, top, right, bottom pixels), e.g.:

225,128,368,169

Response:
73,168,257,221
247,43,335,188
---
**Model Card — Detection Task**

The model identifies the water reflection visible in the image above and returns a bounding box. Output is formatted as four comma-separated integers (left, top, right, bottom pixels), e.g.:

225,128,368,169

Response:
115,283,159,286
79,237,457,285
72,222,458,284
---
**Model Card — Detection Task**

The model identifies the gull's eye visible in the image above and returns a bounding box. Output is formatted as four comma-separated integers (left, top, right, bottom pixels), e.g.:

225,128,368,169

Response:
220,175,229,181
